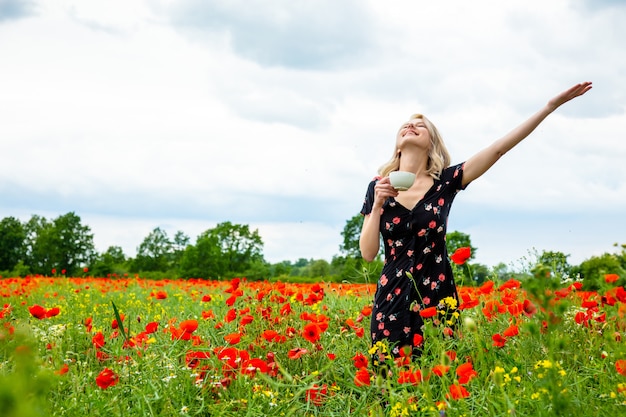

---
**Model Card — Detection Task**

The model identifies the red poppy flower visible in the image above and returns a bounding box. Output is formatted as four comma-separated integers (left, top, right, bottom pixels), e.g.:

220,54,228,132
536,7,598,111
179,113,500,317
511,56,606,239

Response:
605,274,619,284
419,306,438,318
239,314,254,326
262,329,279,342
224,332,241,345
92,332,105,349
241,358,269,376
456,362,478,384
201,294,212,302
492,333,507,348
56,363,69,375
352,352,368,369
448,383,470,400
288,347,309,360
523,299,538,316
413,333,424,347
180,319,198,334
432,364,450,377
95,368,119,389
46,307,60,318
502,324,519,338
450,247,471,265
354,368,371,386
306,383,328,406
361,304,373,317
616,359,626,376
28,305,47,320
302,323,322,344
145,322,159,334
225,308,237,323
397,369,423,385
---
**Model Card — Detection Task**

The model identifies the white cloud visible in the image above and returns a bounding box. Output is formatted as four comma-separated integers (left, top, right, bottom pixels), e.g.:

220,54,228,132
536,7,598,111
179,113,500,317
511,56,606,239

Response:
1,0,625,269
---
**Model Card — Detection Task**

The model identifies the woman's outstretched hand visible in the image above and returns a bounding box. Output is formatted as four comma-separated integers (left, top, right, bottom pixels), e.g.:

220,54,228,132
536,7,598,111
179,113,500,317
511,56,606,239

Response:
548,81,593,111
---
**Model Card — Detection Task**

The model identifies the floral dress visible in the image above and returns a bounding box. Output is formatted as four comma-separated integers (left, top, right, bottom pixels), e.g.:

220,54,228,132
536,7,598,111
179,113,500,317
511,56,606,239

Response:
360,163,467,358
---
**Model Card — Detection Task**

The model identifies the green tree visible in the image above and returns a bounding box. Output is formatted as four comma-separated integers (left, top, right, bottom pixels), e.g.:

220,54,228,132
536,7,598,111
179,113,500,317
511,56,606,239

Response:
178,231,224,279
91,246,127,277
23,213,95,275
577,253,625,291
205,222,264,278
536,250,573,279
308,259,330,278
24,215,52,273
340,214,364,258
132,227,172,272
169,230,190,270
0,216,26,272
53,212,96,275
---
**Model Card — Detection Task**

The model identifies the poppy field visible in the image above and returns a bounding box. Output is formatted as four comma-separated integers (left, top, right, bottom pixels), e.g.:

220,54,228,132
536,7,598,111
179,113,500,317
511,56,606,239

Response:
1,273,626,416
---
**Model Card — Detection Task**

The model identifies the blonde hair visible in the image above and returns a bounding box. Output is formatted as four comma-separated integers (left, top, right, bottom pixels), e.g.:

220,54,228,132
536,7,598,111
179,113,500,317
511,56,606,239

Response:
378,113,451,179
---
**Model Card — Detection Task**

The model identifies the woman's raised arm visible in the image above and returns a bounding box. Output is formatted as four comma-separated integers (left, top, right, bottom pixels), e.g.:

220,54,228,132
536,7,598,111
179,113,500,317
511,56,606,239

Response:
462,82,592,187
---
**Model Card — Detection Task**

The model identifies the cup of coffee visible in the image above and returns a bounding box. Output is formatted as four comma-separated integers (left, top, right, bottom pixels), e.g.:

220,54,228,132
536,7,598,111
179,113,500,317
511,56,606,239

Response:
389,171,416,191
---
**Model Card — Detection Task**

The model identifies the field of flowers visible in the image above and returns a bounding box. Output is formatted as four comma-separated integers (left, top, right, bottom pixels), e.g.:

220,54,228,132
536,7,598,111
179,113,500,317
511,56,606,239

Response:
1,273,626,416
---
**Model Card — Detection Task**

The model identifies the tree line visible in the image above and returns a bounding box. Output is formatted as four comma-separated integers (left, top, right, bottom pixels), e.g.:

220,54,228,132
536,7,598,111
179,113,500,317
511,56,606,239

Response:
0,212,624,288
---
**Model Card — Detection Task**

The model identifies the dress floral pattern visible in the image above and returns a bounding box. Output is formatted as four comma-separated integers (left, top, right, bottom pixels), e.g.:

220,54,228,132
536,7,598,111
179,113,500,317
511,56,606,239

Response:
360,163,466,358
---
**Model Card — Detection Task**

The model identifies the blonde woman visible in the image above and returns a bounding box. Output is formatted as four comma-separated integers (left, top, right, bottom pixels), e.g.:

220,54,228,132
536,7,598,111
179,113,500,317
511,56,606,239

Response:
359,82,592,362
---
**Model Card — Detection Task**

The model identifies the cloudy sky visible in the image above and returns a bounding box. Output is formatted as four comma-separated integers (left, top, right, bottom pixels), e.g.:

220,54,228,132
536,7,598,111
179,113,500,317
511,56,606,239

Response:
1,0,625,270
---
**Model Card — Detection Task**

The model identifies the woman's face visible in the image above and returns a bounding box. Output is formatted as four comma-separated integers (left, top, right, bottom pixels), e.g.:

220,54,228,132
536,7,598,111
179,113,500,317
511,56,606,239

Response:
396,117,431,151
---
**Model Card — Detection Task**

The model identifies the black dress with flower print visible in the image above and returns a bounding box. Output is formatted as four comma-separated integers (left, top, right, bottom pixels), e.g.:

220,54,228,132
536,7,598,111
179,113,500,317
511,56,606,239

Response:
360,163,467,357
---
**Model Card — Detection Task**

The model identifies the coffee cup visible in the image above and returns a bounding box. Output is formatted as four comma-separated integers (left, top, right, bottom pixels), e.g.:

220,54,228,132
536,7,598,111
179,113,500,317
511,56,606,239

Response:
389,171,416,191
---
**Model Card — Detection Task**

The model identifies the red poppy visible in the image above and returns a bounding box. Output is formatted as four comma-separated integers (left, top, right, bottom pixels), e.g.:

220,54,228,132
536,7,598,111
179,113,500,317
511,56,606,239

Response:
502,324,519,338
352,352,368,369
225,308,237,323
523,299,538,316
354,368,371,386
302,323,322,344
450,247,471,265
224,332,241,345
432,364,450,377
262,329,279,342
56,363,69,375
46,307,60,318
241,358,269,376
95,368,119,389
92,332,105,349
398,369,423,385
306,383,328,406
419,306,438,318
616,359,626,376
361,304,373,316
288,347,309,360
179,319,198,334
492,333,507,348
456,362,478,384
201,294,212,302
413,333,424,347
28,305,47,320
145,322,159,334
605,274,620,284
448,383,470,400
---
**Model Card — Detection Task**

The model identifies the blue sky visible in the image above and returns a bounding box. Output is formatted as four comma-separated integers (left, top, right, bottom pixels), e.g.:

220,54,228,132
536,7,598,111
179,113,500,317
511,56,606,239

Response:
1,0,625,269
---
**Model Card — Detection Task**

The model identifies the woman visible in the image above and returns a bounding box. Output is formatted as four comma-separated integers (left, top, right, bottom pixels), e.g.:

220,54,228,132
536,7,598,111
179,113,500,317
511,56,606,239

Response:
359,82,592,362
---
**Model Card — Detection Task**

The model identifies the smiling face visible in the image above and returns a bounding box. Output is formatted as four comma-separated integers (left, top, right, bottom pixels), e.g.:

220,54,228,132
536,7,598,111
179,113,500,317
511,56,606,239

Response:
396,117,431,152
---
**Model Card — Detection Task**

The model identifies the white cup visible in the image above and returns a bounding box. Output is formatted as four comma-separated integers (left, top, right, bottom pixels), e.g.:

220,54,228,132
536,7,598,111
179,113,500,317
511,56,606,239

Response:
389,171,416,191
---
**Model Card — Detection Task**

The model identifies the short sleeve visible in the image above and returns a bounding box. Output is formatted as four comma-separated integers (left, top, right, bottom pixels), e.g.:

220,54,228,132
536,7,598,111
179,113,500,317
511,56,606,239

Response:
360,178,378,216
444,162,468,192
